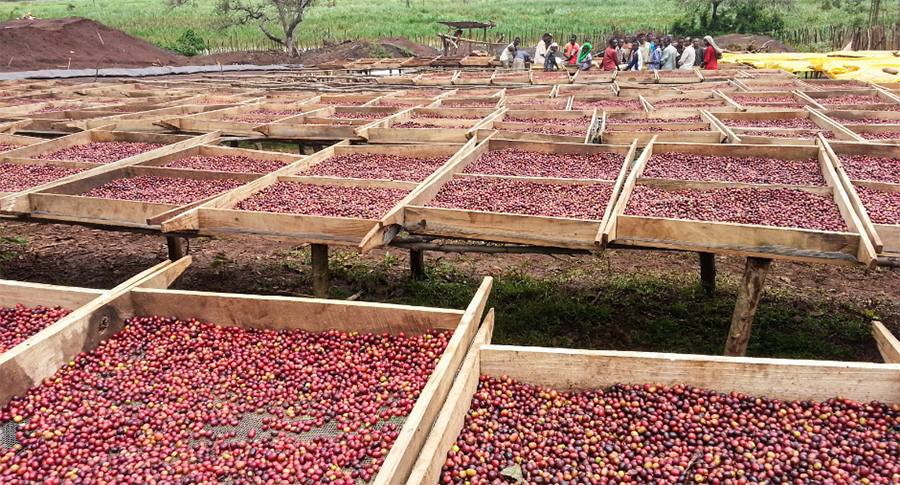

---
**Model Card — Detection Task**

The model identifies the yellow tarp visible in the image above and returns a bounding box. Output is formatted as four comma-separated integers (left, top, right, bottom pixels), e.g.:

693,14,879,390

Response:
721,51,900,82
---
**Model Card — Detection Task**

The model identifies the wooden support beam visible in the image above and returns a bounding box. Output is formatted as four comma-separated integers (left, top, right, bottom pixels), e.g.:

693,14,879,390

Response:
872,321,900,364
166,236,185,260
699,252,716,295
725,257,772,357
311,243,330,299
410,249,426,280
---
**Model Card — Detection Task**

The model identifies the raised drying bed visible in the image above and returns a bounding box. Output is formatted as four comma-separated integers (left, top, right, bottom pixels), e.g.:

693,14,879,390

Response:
474,109,598,144
0,130,210,212
599,111,726,144
256,106,404,141
0,260,494,485
824,140,900,257
402,137,636,250
160,141,472,251
707,109,861,145
604,140,877,266
404,320,900,485
358,107,499,144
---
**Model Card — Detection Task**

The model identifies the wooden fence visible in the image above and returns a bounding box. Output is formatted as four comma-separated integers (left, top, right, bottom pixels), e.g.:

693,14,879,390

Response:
772,23,900,51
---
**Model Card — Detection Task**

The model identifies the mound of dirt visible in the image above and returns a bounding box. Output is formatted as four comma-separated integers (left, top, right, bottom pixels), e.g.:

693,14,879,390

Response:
0,16,443,72
0,17,185,71
714,34,796,54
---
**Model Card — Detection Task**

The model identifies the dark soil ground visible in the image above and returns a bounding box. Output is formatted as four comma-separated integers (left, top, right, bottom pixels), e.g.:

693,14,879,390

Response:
1,220,897,363
0,17,440,72
715,34,797,53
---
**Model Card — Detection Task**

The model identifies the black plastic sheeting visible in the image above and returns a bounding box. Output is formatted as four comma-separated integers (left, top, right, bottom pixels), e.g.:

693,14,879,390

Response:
0,64,297,81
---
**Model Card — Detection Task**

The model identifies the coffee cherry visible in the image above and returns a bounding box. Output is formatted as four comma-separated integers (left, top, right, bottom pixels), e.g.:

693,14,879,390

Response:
840,155,900,183
162,155,288,173
642,153,826,186
79,175,244,205
301,153,450,182
625,185,847,232
0,316,451,484
854,186,900,224
428,178,613,220
463,148,624,180
235,182,409,219
0,163,84,192
35,142,165,164
0,304,72,353
439,377,900,485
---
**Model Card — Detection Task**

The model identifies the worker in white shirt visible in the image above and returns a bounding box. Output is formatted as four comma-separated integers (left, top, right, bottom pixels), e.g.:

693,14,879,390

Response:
499,37,521,68
534,33,552,65
678,40,696,70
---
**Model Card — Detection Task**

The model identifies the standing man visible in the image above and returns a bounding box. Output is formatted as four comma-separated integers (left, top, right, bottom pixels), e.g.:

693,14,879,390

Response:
678,37,696,70
638,33,652,70
534,33,552,66
564,35,580,65
602,38,619,71
660,37,678,70
499,37,521,68
616,38,627,65
693,38,706,67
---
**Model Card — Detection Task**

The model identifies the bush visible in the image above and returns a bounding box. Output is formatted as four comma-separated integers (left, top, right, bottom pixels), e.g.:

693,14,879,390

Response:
162,29,209,57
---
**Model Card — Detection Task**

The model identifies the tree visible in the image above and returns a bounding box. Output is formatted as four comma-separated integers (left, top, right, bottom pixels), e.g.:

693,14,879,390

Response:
168,0,315,57
671,0,791,37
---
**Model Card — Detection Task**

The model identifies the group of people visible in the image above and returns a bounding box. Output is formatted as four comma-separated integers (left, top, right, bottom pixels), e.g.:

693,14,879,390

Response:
499,33,724,72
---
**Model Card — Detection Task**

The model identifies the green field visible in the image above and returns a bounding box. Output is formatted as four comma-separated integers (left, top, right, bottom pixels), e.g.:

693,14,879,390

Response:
2,0,895,52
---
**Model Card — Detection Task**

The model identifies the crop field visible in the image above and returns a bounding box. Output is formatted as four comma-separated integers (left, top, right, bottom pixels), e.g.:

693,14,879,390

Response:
2,0,897,52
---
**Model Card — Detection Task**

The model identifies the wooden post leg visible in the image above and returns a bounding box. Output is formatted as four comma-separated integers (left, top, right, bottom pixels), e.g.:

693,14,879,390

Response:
166,236,184,260
699,252,716,295
229,140,239,148
311,244,330,299
725,257,772,357
410,249,425,280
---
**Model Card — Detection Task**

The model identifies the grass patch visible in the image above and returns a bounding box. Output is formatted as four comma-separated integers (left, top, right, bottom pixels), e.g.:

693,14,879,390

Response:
5,0,891,51
401,260,877,362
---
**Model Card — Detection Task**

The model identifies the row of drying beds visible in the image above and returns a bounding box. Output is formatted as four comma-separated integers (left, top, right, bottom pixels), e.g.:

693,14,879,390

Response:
3,259,900,484
0,125,897,266
381,67,798,86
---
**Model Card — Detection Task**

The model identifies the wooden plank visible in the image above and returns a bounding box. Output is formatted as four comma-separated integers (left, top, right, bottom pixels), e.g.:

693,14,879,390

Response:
372,277,492,485
130,287,466,333
1,131,221,214
0,280,103,309
134,256,192,289
194,208,378,246
30,193,176,227
404,308,495,485
159,143,343,232
615,215,860,256
479,345,900,403
872,321,900,364
0,259,183,406
405,206,603,250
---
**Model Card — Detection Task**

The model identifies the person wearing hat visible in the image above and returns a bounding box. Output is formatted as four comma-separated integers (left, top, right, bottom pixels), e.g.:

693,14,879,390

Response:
544,42,562,71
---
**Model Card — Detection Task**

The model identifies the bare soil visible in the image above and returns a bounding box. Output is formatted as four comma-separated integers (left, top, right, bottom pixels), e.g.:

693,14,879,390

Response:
1,220,897,330
0,17,440,72
0,17,183,71
714,34,796,54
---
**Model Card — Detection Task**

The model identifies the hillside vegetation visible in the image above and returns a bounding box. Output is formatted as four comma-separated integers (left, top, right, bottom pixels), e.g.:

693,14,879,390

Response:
2,0,896,52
